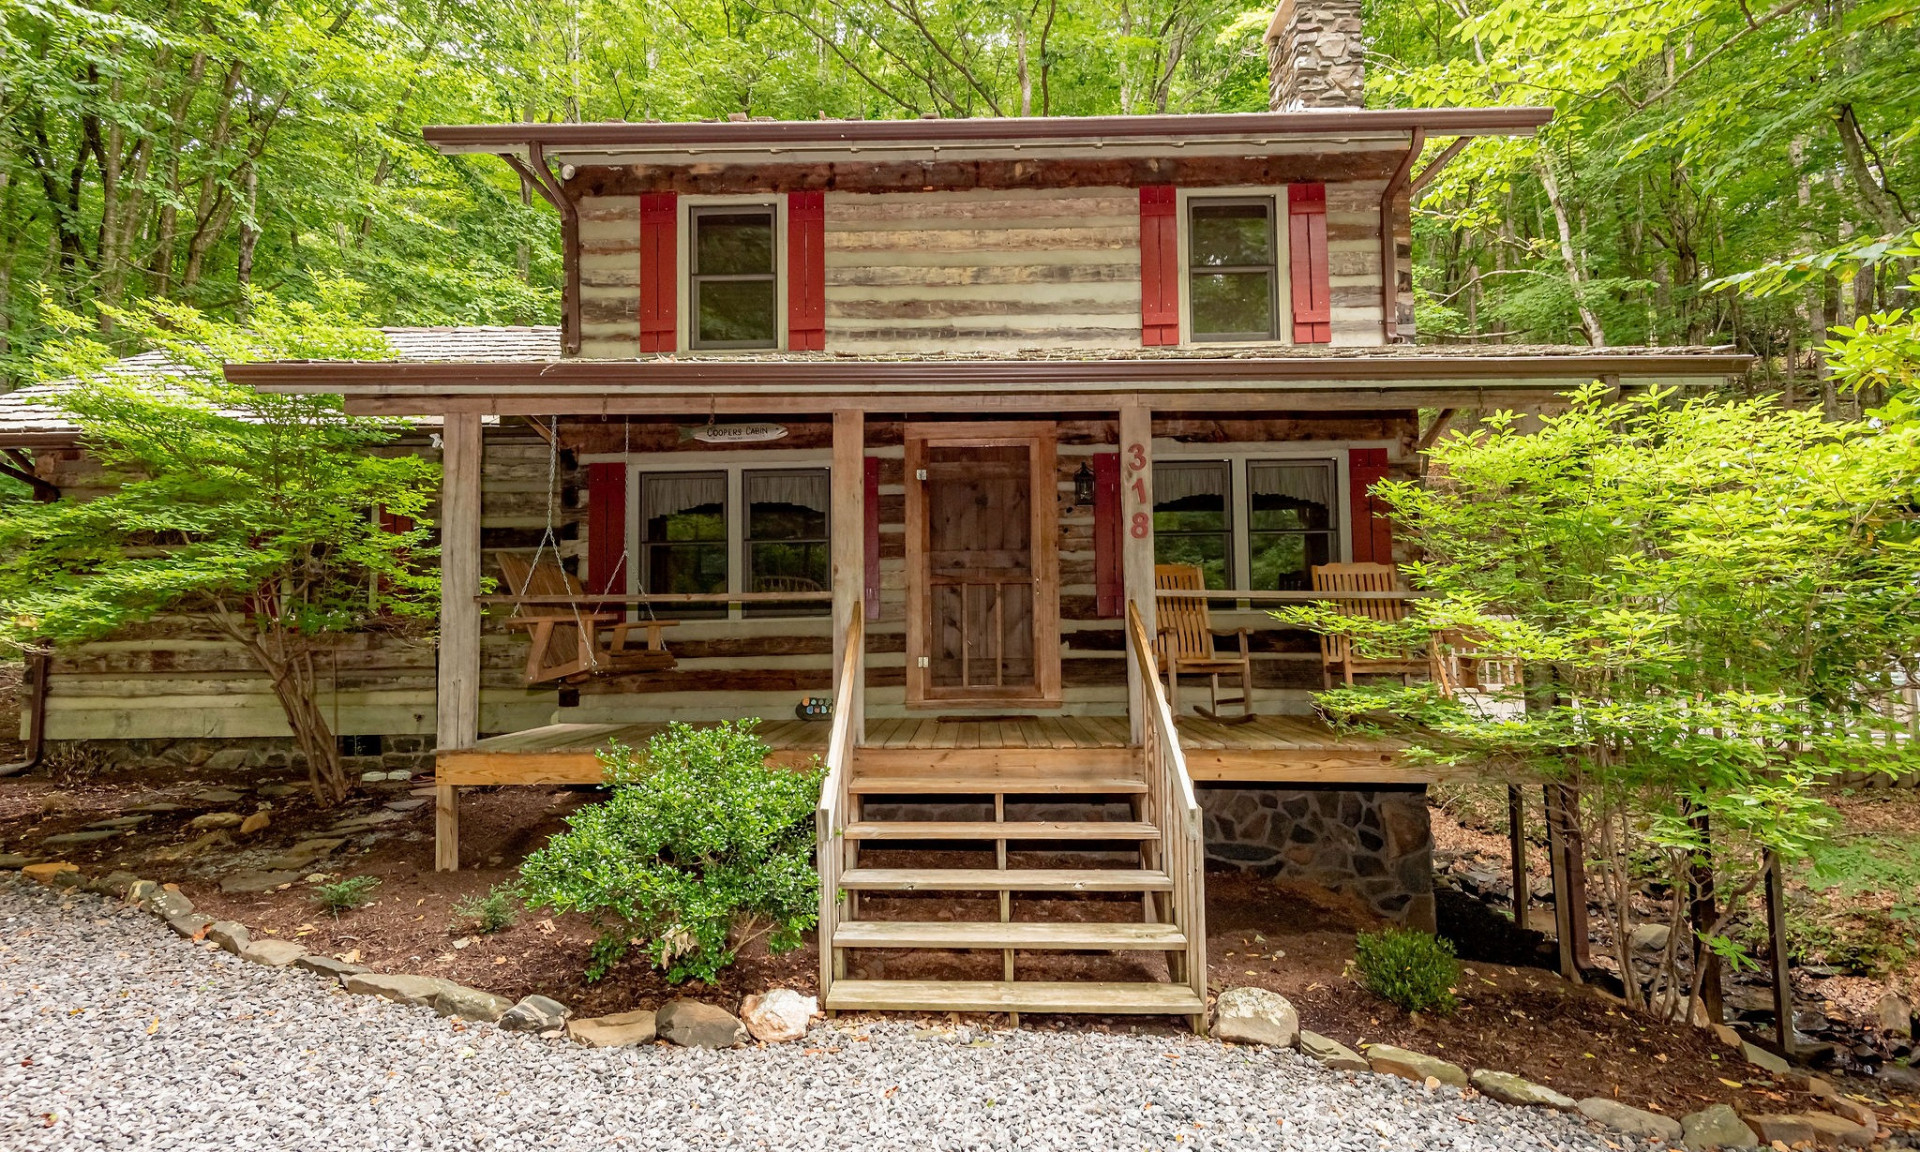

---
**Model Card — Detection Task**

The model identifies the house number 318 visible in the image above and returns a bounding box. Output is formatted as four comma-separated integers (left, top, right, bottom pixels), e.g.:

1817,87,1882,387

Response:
1125,442,1150,538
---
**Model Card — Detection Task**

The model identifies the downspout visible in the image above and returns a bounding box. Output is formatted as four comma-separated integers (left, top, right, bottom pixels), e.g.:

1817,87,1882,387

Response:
503,143,583,357
0,648,50,777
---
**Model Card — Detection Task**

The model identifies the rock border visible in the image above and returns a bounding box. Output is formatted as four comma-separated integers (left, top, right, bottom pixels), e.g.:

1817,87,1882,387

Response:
4,858,811,1053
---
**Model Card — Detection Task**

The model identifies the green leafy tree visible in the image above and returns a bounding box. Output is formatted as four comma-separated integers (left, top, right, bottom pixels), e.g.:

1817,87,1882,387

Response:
0,290,440,804
1281,384,1920,1018
518,720,824,984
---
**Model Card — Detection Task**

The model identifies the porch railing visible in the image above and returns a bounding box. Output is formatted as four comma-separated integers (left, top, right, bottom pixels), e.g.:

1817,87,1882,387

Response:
1126,600,1209,1024
815,605,863,1008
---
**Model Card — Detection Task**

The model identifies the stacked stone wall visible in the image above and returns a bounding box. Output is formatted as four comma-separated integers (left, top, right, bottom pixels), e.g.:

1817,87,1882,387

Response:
1266,0,1366,110
1201,784,1433,930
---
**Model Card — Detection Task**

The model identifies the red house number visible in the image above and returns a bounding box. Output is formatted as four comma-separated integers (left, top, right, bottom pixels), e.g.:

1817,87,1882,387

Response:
1125,442,1150,538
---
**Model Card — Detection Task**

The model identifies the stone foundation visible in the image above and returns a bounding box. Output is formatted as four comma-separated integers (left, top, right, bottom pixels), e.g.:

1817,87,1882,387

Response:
1201,784,1434,931
43,735,435,781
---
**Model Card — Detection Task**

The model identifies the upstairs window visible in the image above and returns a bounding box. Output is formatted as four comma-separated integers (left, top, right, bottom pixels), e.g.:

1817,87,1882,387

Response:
691,208,777,349
1189,198,1278,341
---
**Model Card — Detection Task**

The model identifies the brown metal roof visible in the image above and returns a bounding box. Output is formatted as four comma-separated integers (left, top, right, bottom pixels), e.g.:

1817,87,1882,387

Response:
423,107,1554,155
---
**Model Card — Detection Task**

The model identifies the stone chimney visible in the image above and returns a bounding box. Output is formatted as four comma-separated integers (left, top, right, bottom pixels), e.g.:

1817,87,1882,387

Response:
1265,0,1365,110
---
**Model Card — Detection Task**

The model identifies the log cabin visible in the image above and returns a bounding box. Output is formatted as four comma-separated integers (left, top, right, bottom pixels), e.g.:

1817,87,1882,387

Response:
6,1,1752,1025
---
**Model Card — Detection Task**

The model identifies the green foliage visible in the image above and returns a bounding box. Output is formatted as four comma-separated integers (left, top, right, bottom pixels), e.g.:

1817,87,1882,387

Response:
1353,928,1460,1015
452,885,520,935
517,720,825,985
312,875,381,916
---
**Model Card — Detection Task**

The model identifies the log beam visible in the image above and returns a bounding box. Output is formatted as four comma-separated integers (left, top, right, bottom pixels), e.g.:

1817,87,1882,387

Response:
831,410,866,742
435,411,483,871
1119,403,1154,744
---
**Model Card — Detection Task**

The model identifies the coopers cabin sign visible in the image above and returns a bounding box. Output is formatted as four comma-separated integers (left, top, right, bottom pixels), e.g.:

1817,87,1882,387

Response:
682,423,789,444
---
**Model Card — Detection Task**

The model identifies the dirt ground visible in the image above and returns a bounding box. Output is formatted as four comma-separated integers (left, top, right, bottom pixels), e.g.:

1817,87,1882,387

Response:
0,762,1896,1131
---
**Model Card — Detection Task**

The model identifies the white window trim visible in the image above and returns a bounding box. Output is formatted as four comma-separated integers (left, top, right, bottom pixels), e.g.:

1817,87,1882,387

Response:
1174,186,1294,350
676,194,790,353
615,449,832,621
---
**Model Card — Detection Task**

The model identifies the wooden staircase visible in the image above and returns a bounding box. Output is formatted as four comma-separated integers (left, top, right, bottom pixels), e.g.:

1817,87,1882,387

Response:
816,607,1210,1029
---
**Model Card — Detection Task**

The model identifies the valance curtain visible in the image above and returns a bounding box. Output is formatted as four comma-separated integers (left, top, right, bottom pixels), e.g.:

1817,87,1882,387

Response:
1250,461,1334,512
641,473,725,524
745,470,829,513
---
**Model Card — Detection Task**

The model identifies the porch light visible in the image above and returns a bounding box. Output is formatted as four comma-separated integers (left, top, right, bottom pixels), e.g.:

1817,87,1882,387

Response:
1073,461,1096,508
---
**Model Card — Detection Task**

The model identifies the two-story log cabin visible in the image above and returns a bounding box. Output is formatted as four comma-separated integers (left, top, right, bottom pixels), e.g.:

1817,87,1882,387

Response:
11,3,1749,1023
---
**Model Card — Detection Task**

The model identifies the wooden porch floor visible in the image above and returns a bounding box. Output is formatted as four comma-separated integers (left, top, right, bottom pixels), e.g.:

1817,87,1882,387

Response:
436,713,1414,786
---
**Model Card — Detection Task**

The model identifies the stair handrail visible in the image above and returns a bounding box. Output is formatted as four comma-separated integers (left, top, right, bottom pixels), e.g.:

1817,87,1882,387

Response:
1126,599,1209,1025
817,605,864,1006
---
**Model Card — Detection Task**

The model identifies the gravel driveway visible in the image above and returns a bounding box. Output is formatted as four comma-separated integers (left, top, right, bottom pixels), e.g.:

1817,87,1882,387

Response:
0,877,1621,1151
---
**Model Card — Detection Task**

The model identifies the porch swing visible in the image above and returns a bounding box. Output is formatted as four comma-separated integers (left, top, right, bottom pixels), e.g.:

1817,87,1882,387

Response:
498,418,678,686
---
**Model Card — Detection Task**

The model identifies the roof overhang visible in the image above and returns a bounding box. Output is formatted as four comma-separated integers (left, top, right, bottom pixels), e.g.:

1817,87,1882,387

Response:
228,352,1751,418
423,108,1552,170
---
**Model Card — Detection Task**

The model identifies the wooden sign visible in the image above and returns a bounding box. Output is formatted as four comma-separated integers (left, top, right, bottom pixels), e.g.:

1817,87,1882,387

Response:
685,423,789,444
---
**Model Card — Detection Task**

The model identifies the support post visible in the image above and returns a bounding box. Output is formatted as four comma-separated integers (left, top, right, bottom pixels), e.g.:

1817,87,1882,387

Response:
1508,785,1527,930
1545,783,1589,978
1119,403,1154,744
1688,807,1724,1023
435,411,483,872
1764,850,1795,1056
831,411,866,742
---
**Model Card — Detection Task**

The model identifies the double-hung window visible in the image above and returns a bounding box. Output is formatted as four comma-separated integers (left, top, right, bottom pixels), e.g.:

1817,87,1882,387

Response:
1153,461,1233,590
635,464,829,617
1248,460,1338,591
1151,455,1343,592
690,207,777,349
1188,198,1279,341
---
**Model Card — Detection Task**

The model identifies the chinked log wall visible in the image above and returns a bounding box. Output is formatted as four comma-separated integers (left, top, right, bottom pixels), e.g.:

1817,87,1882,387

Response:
572,175,1401,359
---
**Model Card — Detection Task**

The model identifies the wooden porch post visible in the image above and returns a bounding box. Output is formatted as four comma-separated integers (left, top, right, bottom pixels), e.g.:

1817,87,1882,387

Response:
831,410,866,742
435,411,483,872
1119,403,1154,744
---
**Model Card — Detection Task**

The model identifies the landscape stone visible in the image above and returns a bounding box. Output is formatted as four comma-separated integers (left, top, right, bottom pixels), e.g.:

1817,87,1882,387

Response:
1743,1113,1817,1146
1469,1069,1575,1111
238,939,307,967
205,750,251,773
192,789,245,804
49,868,86,889
1629,923,1672,953
1298,1030,1368,1072
1816,1093,1877,1129
264,838,345,870
0,853,33,869
499,995,572,1032
1741,1039,1790,1074
239,811,272,835
189,812,245,831
739,989,817,1043
42,830,120,846
568,1009,658,1048
1799,1111,1874,1147
205,921,250,953
1365,1044,1466,1088
21,862,78,884
126,802,188,814
657,1000,748,1049
219,869,304,894
1211,986,1299,1048
1680,1103,1757,1149
152,831,231,861
126,879,160,904
82,816,149,830
166,914,214,939
1577,1098,1683,1143
384,798,428,812
432,985,513,1022
84,871,140,897
257,783,301,799
292,954,370,981
145,888,195,920
343,973,449,1006
1711,1023,1742,1049
1877,991,1912,1038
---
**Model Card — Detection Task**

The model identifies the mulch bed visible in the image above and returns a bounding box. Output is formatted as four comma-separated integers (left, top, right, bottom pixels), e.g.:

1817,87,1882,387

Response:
0,763,1876,1129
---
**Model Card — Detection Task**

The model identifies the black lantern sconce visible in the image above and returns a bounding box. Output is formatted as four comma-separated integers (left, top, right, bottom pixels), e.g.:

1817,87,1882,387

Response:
1072,461,1096,508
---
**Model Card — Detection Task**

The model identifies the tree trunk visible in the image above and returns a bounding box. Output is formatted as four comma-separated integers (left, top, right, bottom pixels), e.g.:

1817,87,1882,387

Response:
218,614,349,806
1536,154,1606,347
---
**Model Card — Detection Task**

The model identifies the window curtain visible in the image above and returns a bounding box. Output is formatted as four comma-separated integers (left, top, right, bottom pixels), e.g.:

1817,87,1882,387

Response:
1154,461,1229,506
1249,462,1334,512
642,474,725,524
745,470,829,513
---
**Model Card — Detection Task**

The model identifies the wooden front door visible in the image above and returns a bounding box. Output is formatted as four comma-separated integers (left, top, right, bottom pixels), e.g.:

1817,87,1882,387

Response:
906,422,1060,706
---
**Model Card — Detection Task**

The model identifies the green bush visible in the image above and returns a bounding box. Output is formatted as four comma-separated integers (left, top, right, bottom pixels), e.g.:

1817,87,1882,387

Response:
1353,928,1460,1015
517,720,825,984
311,875,380,916
452,885,519,934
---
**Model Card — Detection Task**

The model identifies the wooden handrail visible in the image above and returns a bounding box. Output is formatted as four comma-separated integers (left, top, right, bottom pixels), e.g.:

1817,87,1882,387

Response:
1126,599,1208,1029
816,605,863,1009
477,591,833,605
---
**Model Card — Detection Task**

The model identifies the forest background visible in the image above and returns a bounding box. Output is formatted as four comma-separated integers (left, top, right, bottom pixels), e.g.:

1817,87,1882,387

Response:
0,0,1913,401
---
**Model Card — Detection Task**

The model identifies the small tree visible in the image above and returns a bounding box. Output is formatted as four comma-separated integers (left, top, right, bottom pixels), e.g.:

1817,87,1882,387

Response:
1281,384,1920,1020
0,292,440,805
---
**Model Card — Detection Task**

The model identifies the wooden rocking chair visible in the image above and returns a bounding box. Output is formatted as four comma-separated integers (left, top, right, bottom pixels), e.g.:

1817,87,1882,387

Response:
1310,562,1426,688
1154,564,1256,723
495,552,678,685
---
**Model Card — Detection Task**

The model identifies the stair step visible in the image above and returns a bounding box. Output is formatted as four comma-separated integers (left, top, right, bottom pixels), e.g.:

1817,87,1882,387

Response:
824,979,1205,1016
850,775,1146,795
841,867,1173,893
835,920,1186,951
843,820,1159,841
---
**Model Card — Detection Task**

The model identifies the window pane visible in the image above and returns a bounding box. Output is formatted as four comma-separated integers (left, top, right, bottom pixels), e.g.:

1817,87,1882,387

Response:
695,280,776,346
1157,532,1230,589
746,470,828,540
1154,461,1231,590
646,543,728,596
750,541,828,592
1190,203,1272,267
1249,462,1335,532
1250,532,1333,591
1191,271,1274,337
695,212,773,275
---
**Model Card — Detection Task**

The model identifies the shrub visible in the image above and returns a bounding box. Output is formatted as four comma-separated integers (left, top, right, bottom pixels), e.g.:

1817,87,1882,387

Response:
452,885,519,935
312,875,380,916
517,720,825,984
1353,928,1460,1015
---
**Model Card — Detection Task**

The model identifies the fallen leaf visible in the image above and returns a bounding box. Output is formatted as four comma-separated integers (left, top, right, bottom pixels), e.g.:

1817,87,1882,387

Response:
1718,1078,1744,1089
537,919,557,935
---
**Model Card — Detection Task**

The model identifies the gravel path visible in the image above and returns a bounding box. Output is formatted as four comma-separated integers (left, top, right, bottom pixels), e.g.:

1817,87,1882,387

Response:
0,877,1624,1151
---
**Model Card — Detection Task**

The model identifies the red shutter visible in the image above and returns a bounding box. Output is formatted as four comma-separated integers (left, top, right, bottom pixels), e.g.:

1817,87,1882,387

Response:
377,506,415,536
1093,452,1122,617
1139,185,1179,346
863,455,881,620
788,191,826,351
639,192,677,353
1347,449,1394,564
1288,183,1331,344
586,462,628,595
